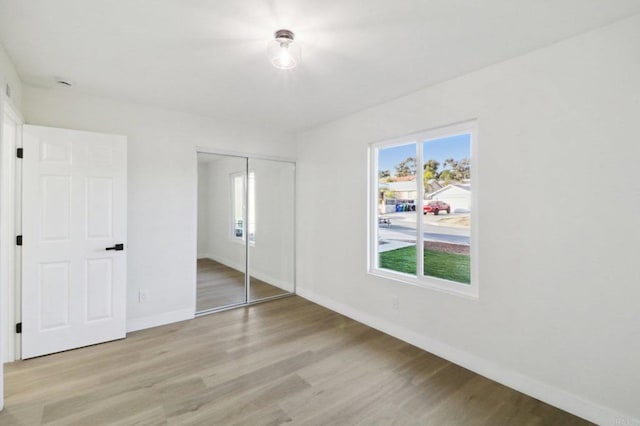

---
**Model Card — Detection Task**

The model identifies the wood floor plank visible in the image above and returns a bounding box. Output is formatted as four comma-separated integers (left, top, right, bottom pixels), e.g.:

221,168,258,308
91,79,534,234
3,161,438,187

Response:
0,296,592,425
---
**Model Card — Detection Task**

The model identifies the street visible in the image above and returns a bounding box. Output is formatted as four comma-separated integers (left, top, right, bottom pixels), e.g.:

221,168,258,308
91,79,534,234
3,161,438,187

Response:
378,211,470,245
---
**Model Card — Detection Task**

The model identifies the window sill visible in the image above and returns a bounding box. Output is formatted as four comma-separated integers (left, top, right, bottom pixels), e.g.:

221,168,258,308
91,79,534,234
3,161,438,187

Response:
368,268,478,300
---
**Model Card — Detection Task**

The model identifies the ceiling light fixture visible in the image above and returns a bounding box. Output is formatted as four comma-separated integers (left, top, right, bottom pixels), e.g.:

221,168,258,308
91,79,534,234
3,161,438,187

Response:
268,29,300,70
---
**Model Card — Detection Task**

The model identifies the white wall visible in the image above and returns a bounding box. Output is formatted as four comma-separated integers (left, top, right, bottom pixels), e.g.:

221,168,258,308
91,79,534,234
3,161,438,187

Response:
0,42,22,112
296,15,640,426
24,86,295,332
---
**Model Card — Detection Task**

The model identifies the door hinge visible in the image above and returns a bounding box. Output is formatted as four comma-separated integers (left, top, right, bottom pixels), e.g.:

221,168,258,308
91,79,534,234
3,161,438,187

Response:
15,323,21,334
16,235,22,246
16,147,23,158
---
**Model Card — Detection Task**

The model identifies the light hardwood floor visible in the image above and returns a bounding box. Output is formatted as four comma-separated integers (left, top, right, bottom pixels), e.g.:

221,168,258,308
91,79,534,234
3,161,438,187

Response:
1,297,591,425
197,258,288,312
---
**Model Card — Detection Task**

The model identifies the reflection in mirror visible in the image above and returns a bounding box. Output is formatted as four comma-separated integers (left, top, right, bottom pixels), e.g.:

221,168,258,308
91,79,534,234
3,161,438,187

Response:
196,153,247,312
247,159,295,302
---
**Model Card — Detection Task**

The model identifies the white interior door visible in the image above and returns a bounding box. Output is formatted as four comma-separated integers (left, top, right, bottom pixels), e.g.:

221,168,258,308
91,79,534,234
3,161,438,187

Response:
21,125,127,359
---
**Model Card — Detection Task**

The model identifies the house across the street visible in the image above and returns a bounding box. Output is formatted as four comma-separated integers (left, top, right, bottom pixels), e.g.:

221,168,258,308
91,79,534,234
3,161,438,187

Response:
427,184,471,212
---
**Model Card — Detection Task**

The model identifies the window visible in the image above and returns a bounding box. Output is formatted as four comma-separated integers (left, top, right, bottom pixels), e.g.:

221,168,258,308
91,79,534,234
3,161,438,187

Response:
232,173,244,239
231,171,256,243
369,122,477,297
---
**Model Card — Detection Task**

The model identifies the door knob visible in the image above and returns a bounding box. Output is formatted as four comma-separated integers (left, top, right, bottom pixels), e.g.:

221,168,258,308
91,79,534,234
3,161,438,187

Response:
105,243,124,251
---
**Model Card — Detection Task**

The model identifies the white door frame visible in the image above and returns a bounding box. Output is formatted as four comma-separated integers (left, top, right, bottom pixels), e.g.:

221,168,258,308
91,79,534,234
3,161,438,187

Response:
0,98,23,364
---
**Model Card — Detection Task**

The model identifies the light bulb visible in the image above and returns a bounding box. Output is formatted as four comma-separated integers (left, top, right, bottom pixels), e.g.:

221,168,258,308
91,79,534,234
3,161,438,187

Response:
268,29,301,70
275,45,294,69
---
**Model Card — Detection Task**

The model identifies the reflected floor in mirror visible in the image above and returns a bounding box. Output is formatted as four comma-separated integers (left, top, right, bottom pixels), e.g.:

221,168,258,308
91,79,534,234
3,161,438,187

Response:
197,258,288,311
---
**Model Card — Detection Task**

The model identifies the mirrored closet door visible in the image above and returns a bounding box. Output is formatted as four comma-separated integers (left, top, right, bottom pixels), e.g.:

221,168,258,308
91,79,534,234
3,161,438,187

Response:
247,158,295,302
196,154,248,312
196,152,295,314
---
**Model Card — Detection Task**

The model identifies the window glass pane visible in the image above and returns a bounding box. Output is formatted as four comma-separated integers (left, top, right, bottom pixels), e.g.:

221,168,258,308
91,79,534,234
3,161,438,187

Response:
422,134,471,284
376,143,417,275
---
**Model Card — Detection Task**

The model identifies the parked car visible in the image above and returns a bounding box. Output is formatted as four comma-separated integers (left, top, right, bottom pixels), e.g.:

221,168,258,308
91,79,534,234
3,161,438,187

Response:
423,200,450,215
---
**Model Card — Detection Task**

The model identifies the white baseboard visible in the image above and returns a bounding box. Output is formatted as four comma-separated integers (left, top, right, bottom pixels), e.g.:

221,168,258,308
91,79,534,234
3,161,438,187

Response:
296,287,639,426
126,308,194,333
202,253,243,272
250,270,294,292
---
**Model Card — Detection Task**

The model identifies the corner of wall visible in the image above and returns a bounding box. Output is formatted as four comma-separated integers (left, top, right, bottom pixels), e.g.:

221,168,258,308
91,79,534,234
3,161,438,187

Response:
0,42,23,114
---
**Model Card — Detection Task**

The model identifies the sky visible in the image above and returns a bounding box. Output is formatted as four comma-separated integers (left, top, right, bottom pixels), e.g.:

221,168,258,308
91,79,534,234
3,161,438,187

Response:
378,133,471,175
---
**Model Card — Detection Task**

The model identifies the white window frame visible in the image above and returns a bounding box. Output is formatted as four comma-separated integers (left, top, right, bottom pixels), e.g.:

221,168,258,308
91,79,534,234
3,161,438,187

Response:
368,120,479,299
247,171,256,243
230,172,245,242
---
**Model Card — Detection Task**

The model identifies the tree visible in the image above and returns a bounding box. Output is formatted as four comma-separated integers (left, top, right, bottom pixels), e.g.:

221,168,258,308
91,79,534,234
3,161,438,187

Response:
423,159,440,190
442,157,470,182
378,169,391,179
395,157,416,177
439,169,453,186
423,159,440,176
456,158,471,180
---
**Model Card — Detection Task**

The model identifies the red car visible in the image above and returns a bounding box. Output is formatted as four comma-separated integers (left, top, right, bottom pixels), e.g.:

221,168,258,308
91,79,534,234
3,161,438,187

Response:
423,200,450,215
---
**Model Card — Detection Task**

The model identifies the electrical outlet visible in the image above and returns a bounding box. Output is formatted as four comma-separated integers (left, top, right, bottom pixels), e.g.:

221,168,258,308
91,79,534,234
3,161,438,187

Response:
138,289,148,303
392,295,399,310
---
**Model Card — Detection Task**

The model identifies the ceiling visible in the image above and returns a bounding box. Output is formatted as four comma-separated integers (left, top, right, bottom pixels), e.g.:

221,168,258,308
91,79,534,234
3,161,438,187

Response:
1,0,640,133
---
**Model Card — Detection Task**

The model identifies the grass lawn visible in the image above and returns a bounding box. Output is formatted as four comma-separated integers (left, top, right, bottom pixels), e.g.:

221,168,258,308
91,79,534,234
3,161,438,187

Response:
379,246,470,284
